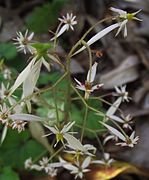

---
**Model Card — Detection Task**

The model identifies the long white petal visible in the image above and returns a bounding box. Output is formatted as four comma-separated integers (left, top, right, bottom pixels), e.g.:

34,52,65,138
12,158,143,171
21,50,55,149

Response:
9,114,44,121
87,62,98,83
101,122,125,141
74,23,119,55
23,59,42,97
115,20,128,37
10,58,36,95
50,24,69,41
106,97,122,117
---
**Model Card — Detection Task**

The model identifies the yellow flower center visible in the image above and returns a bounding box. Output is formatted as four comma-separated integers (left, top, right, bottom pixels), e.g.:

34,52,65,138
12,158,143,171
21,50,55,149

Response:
56,133,64,143
126,13,134,20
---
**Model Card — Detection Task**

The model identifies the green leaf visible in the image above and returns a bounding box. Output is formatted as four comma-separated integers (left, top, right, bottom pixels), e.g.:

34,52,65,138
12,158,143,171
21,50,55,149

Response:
26,0,68,33
0,167,19,180
0,129,45,168
71,99,105,138
0,43,17,60
32,43,52,53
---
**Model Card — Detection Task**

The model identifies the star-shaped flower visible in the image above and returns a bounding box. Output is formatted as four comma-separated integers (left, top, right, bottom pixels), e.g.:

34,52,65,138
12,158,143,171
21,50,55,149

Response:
116,131,139,147
92,153,115,167
111,114,133,130
101,122,139,148
114,85,131,102
51,13,77,41
75,62,103,99
60,156,91,179
13,29,34,54
110,7,142,37
44,121,75,147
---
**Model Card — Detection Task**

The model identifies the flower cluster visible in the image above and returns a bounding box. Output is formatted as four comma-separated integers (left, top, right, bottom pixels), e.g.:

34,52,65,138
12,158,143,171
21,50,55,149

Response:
25,157,64,177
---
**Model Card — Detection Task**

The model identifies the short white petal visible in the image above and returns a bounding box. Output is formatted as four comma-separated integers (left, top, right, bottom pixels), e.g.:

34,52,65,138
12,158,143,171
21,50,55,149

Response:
115,20,128,37
44,125,58,134
76,85,86,91
42,59,50,71
103,135,115,144
61,121,75,133
124,24,127,38
82,156,91,169
92,84,104,91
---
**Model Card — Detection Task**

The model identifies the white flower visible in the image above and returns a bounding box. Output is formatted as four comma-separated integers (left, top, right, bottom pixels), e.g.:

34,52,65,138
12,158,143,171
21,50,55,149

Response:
116,131,139,148
24,158,33,169
75,62,103,99
39,157,50,173
44,121,75,147
0,103,9,125
60,156,91,179
111,114,133,130
59,13,77,30
114,85,131,102
0,83,9,100
39,158,65,176
101,122,139,148
9,113,44,133
3,68,11,79
25,156,65,177
11,120,27,133
13,29,34,54
51,13,77,41
92,153,114,167
110,7,142,37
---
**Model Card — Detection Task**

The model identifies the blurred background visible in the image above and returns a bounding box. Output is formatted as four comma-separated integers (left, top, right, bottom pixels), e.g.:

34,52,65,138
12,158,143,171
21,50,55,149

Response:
0,0,149,179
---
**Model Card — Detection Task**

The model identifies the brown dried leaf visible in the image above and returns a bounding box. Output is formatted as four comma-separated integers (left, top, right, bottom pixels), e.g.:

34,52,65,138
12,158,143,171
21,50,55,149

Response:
99,55,140,89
